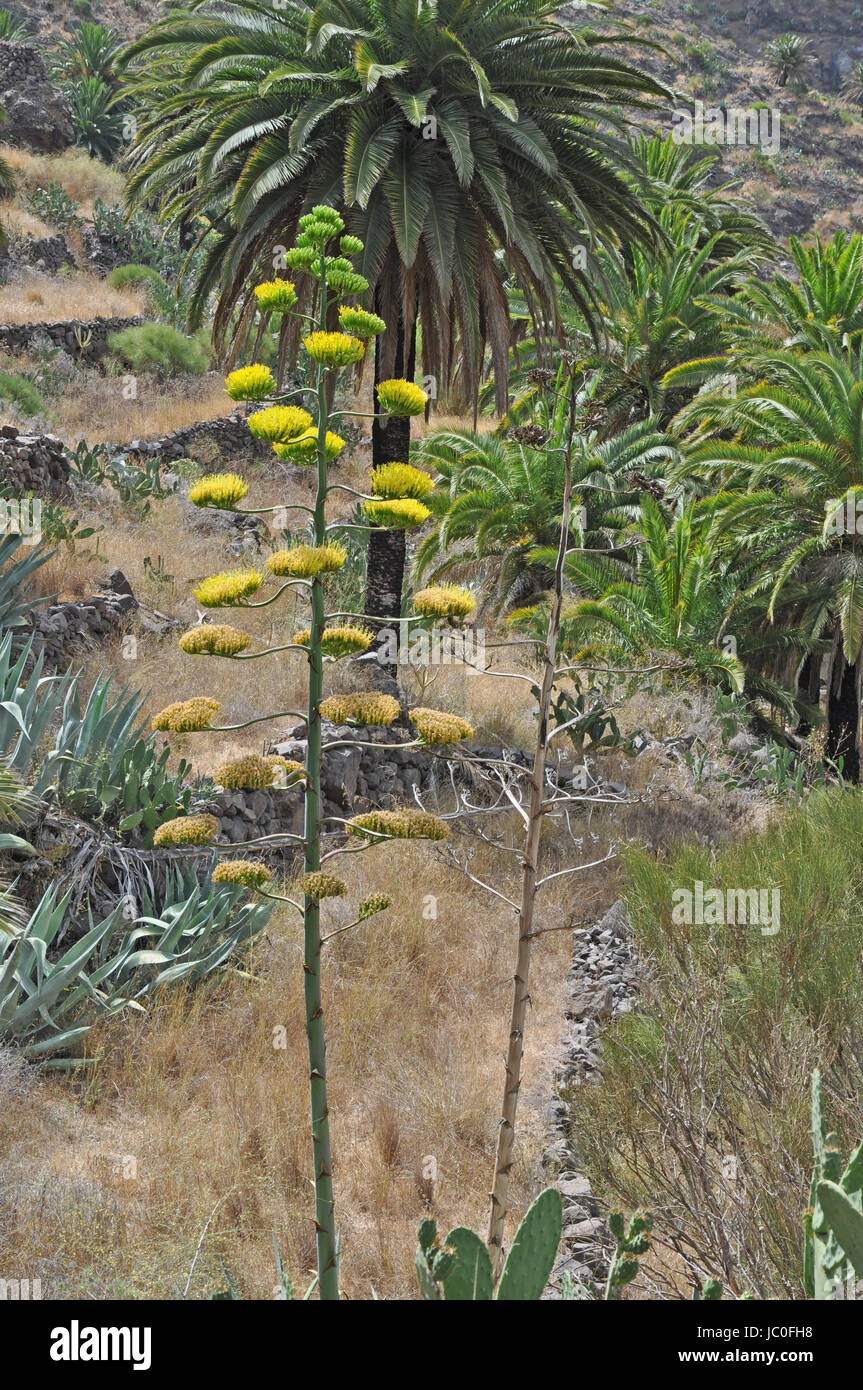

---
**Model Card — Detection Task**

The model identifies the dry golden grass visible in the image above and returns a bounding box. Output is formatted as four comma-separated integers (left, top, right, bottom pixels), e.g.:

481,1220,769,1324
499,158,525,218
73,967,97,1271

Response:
0,810,614,1299
0,274,144,325
50,372,234,445
1,205,54,240
1,144,126,218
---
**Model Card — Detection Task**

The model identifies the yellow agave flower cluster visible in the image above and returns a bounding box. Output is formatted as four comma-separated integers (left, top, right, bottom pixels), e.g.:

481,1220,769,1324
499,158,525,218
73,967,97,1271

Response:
413,584,476,623
347,809,449,842
362,498,430,529
338,305,385,339
358,893,391,920
319,692,400,726
188,473,249,510
179,624,250,657
213,860,273,889
303,331,366,369
248,406,313,442
194,569,263,607
293,625,374,659
273,430,345,465
225,364,274,401
266,543,346,579
254,279,297,314
376,379,428,416
215,753,302,791
152,697,219,733
369,462,433,500
301,872,346,901
410,708,474,746
153,813,219,847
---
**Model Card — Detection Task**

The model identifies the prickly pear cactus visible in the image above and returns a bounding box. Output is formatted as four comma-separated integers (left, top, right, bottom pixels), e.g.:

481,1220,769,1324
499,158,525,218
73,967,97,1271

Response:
495,1187,562,1301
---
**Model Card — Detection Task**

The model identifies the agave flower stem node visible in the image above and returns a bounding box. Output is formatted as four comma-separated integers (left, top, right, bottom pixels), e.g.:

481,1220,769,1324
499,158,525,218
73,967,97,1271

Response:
153,813,219,847
152,697,219,733
188,473,249,509
225,364,275,401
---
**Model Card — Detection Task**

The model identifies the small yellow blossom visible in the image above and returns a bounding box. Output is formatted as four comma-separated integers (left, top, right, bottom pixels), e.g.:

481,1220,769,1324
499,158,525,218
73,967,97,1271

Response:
254,279,297,314
293,625,374,659
301,872,346,901
338,306,385,338
272,430,345,464
178,625,250,657
213,860,273,889
413,585,476,622
358,893,391,920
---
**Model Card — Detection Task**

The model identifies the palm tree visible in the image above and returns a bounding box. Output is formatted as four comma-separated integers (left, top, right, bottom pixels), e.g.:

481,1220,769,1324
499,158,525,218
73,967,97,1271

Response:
518,495,745,692
763,33,811,89
414,392,677,613
673,350,863,779
841,59,863,111
740,231,863,356
120,0,669,666
577,218,754,429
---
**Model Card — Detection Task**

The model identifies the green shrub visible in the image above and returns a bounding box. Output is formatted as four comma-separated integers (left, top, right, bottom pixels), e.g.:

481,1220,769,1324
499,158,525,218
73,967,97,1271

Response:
107,322,209,378
107,263,165,292
65,75,125,162
26,183,80,229
0,373,44,417
569,790,863,1298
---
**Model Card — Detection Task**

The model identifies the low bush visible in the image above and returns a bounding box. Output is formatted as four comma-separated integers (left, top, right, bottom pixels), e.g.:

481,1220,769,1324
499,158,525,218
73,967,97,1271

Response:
0,372,44,416
569,790,863,1299
107,322,209,378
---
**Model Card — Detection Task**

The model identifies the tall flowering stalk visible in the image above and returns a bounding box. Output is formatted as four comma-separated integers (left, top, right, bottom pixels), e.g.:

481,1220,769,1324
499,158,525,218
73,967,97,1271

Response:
151,206,476,1299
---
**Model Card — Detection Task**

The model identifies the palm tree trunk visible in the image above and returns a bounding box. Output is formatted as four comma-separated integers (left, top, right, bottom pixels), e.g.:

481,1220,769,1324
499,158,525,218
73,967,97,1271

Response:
826,651,861,783
363,300,418,686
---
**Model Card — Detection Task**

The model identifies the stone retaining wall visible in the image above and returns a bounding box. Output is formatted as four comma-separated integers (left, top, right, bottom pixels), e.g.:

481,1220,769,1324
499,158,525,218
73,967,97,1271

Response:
0,316,142,364
0,424,70,498
125,410,270,465
199,722,559,846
